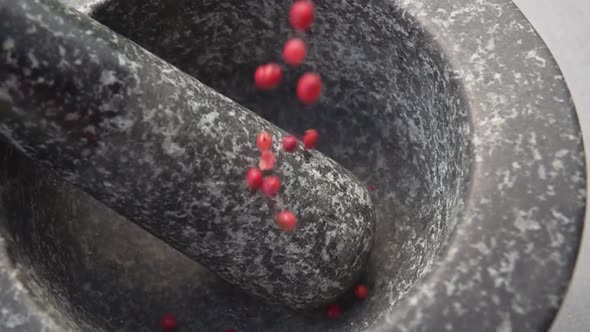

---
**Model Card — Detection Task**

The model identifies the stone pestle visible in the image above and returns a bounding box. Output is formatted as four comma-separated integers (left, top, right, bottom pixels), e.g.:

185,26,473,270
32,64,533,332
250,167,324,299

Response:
0,0,375,309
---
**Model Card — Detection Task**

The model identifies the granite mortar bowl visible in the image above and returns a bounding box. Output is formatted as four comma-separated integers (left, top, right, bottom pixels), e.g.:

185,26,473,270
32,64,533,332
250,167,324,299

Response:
0,0,586,331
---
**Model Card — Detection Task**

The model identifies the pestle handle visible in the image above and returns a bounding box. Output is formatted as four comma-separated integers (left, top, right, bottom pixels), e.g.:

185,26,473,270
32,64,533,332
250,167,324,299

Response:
0,0,375,309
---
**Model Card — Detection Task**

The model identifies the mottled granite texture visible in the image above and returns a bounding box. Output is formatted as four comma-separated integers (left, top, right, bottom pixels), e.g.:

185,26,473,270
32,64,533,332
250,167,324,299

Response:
0,0,377,310
0,0,586,332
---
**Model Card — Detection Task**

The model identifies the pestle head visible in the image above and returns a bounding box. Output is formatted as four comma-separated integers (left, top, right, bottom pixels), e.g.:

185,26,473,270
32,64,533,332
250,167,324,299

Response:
0,0,376,309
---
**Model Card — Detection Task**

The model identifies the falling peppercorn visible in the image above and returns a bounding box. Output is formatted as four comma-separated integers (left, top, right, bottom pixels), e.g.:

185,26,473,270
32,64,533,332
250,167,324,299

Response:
259,150,276,171
246,167,263,190
160,313,178,331
326,303,342,319
297,72,322,104
254,63,282,90
256,131,273,151
261,175,281,197
354,284,369,300
282,135,298,152
302,129,319,149
283,38,307,66
289,1,315,31
276,210,297,231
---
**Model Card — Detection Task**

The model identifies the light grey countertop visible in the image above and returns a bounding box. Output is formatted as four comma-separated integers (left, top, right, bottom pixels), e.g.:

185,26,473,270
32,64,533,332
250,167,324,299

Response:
510,1,590,331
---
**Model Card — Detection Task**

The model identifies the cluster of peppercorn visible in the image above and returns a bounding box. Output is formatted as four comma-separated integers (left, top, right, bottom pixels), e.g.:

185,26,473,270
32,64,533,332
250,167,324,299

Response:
249,0,372,322
246,0,322,233
246,127,318,232
254,0,322,103
160,2,369,330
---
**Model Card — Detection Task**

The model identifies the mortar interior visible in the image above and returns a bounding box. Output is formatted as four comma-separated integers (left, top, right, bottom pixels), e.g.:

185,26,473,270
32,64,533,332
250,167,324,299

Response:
0,0,472,330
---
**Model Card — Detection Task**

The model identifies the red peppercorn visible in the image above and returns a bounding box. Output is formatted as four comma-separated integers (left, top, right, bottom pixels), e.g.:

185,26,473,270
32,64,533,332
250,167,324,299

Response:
354,284,369,300
254,63,282,90
246,167,263,190
259,150,276,171
283,38,307,66
282,135,298,152
160,313,178,331
326,303,342,319
302,129,319,149
276,210,297,231
256,131,272,150
262,175,281,196
368,185,375,192
297,72,322,104
289,1,314,31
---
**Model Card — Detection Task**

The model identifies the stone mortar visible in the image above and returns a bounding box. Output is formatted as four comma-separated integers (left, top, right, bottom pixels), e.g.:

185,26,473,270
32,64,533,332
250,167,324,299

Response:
0,0,586,331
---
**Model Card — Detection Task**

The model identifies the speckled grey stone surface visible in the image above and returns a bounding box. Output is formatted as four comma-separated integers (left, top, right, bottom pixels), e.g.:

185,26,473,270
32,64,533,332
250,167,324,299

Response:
0,0,586,331
0,0,376,310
